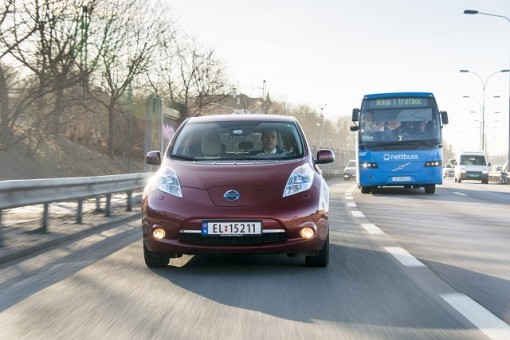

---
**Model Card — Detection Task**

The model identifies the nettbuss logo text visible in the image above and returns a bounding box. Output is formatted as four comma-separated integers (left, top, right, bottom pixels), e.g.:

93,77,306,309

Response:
383,153,419,161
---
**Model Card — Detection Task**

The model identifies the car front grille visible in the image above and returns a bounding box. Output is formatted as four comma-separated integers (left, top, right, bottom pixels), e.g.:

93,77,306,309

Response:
178,232,287,245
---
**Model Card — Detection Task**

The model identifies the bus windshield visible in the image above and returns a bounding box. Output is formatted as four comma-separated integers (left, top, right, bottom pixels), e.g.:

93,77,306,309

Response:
359,96,441,145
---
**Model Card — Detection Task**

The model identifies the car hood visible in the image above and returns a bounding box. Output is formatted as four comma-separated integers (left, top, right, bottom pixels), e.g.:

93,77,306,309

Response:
166,160,311,207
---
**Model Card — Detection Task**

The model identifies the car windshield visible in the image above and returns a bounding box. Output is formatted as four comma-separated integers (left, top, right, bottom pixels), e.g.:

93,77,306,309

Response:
460,155,486,166
168,120,305,161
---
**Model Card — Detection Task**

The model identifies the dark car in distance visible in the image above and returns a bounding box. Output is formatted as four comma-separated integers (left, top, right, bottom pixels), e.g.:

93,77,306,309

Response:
141,114,335,268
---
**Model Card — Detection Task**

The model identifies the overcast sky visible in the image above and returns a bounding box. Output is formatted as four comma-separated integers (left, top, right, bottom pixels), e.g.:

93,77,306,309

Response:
169,0,510,156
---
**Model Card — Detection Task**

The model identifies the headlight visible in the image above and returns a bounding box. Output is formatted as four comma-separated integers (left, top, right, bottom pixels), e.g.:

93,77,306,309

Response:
425,160,442,167
283,163,314,197
156,167,183,197
361,162,378,168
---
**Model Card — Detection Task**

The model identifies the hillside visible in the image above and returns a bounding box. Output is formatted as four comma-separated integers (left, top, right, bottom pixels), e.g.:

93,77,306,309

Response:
0,135,145,181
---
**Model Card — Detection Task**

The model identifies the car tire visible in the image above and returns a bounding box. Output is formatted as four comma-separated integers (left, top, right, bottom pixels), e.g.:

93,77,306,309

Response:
305,234,329,267
143,243,169,267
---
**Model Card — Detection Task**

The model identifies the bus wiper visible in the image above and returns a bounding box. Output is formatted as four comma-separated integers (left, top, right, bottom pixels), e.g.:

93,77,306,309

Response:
404,140,437,147
362,142,412,148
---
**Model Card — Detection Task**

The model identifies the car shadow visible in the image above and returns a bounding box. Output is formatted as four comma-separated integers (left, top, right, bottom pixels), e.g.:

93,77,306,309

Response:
148,242,510,327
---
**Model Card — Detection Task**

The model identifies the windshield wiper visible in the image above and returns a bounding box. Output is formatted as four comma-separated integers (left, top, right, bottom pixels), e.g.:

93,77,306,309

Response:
410,140,436,147
170,154,197,161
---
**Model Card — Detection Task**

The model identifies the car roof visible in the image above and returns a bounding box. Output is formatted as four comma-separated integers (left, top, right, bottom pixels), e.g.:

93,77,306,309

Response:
185,114,298,124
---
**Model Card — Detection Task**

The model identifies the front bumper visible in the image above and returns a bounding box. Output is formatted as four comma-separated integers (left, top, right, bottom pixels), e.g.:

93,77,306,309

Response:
141,188,329,256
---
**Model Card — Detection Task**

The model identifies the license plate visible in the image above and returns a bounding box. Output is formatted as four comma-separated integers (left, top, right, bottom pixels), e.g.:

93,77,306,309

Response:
392,176,411,182
468,174,480,178
201,221,262,236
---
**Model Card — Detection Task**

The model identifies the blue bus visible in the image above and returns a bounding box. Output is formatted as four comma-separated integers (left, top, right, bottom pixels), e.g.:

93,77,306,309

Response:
350,92,448,194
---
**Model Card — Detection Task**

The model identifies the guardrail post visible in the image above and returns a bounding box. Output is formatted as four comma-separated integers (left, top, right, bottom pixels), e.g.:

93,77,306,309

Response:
95,196,101,212
41,203,49,232
76,199,83,224
105,194,111,217
126,190,133,211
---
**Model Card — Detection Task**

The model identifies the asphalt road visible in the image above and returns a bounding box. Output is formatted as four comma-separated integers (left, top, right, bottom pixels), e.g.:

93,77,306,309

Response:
0,178,509,339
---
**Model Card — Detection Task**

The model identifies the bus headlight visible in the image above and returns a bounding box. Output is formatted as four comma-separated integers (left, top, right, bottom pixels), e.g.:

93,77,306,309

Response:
360,162,378,168
425,161,442,167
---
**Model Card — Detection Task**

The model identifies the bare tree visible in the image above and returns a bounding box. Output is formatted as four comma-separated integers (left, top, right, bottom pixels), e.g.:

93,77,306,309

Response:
89,0,169,158
146,31,232,120
0,0,103,152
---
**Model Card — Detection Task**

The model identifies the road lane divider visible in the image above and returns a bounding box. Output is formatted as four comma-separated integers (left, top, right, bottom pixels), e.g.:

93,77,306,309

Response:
384,246,426,267
361,223,384,235
441,293,510,340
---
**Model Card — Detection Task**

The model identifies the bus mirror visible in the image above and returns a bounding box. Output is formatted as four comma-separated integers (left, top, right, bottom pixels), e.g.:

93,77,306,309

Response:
440,111,448,125
350,125,359,132
352,108,360,122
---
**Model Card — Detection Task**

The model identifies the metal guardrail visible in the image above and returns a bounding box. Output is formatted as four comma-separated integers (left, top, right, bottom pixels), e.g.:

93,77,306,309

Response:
489,170,509,184
0,173,153,237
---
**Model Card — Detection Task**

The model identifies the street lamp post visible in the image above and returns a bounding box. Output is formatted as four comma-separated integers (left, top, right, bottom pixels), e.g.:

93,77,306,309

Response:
319,104,326,147
464,9,510,168
459,69,509,152
462,94,501,150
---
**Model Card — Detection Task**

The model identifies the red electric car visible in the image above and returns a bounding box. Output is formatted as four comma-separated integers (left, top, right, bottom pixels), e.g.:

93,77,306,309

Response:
141,114,335,267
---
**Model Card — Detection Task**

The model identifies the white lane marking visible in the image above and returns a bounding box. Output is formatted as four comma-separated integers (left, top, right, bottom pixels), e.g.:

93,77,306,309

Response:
441,293,510,340
384,246,426,267
362,223,384,235
349,187,510,338
346,202,356,207
350,211,365,218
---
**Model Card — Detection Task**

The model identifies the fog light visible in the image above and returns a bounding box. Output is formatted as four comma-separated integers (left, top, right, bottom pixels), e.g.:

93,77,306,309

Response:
152,227,166,240
300,227,315,240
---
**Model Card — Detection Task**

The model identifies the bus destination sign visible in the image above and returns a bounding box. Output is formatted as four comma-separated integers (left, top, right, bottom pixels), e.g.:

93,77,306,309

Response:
366,98,429,109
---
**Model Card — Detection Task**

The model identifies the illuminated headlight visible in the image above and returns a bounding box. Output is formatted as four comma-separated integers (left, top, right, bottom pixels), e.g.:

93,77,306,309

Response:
152,226,166,240
360,162,378,168
461,169,467,174
300,227,315,240
425,160,442,167
283,163,314,197
482,169,489,174
157,167,183,197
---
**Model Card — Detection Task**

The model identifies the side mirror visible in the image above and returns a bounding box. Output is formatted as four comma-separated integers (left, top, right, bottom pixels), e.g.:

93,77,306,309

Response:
146,151,162,166
440,111,448,125
350,125,359,132
352,108,360,122
316,149,335,164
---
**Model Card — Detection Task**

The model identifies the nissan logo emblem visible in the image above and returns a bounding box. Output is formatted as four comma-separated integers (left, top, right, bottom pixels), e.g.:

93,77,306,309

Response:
224,190,240,201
